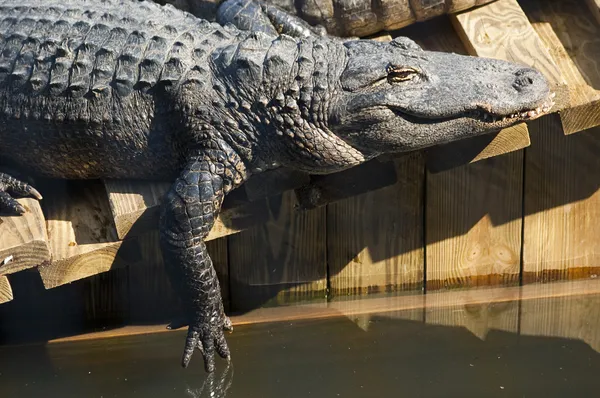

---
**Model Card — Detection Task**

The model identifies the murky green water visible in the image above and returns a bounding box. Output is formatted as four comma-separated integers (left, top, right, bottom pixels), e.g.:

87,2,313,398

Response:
1,292,600,397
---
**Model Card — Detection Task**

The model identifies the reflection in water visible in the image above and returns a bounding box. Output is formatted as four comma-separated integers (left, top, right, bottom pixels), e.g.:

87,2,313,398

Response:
0,280,599,397
186,363,233,398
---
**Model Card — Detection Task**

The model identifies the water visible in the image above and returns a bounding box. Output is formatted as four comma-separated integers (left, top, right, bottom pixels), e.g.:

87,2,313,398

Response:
1,287,600,397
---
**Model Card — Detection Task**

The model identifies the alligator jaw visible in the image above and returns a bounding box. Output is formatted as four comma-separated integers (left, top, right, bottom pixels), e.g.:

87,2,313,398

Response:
389,91,555,126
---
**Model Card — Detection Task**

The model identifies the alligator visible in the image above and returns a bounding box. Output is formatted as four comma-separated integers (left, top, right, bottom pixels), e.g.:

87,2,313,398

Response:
0,0,553,372
157,0,497,37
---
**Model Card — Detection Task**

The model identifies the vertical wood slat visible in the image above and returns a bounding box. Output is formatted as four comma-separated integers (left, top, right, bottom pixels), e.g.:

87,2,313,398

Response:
326,153,425,298
127,232,230,323
228,192,327,312
404,17,525,290
522,115,600,283
0,198,50,276
522,0,600,134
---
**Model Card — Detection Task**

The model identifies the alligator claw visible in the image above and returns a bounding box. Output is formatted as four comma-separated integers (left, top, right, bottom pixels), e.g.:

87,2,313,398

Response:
0,172,42,215
182,321,231,372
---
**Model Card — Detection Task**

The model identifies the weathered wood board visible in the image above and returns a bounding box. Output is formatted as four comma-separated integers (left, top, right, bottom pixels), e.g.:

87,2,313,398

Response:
38,180,142,289
522,115,600,283
0,275,12,304
326,153,425,298
103,179,273,241
452,0,568,109
523,0,600,134
0,198,50,276
228,191,327,311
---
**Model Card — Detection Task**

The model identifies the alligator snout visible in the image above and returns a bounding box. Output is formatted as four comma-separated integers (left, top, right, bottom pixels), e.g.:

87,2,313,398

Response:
512,68,546,93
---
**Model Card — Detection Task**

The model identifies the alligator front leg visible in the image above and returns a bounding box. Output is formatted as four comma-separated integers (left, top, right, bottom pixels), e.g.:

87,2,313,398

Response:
0,172,42,214
159,148,246,372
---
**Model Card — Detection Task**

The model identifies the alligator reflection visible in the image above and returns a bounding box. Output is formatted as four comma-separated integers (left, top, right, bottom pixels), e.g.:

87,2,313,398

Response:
186,363,233,398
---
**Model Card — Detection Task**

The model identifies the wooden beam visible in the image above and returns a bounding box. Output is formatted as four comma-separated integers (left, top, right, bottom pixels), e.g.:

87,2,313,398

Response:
326,153,425,297
425,124,530,174
103,179,274,241
522,115,600,283
522,0,600,134
38,180,142,289
0,275,12,304
0,198,50,276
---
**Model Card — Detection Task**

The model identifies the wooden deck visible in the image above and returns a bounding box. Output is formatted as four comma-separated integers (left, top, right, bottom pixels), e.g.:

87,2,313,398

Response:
0,0,599,335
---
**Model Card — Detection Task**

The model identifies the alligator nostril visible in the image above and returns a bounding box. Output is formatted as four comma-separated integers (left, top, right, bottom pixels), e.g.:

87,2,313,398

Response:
513,69,537,91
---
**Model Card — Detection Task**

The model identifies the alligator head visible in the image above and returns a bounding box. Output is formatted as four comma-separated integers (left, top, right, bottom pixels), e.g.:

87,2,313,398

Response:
330,37,554,155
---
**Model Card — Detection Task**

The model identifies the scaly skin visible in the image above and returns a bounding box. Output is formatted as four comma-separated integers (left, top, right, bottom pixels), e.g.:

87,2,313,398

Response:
0,0,552,372
158,0,498,37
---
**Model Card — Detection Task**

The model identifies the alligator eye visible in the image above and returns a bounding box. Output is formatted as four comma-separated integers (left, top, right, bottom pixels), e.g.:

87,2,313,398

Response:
387,67,419,83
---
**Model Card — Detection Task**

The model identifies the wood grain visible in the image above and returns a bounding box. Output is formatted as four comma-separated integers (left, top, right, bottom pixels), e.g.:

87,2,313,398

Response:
522,115,600,283
228,191,327,312
103,179,272,241
452,0,568,108
523,0,600,134
38,180,142,289
0,275,12,304
327,153,425,298
0,198,50,276
426,152,524,290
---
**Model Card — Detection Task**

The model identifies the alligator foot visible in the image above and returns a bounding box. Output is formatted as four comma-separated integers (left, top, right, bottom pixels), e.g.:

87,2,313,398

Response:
0,172,42,215
182,310,232,372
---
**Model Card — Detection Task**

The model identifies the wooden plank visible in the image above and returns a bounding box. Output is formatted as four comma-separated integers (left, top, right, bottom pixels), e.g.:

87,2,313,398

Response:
228,191,327,311
586,0,600,25
103,179,272,241
521,286,600,353
38,180,143,289
426,152,524,290
426,124,530,173
452,0,568,109
295,159,398,210
326,152,425,298
522,115,600,283
0,275,12,304
0,198,50,276
522,0,600,134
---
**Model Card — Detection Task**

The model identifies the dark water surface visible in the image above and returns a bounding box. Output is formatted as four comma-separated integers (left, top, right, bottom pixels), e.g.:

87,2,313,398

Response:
1,292,600,398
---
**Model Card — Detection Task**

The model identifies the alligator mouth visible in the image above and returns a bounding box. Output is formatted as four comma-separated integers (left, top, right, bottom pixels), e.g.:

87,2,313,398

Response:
390,92,555,125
